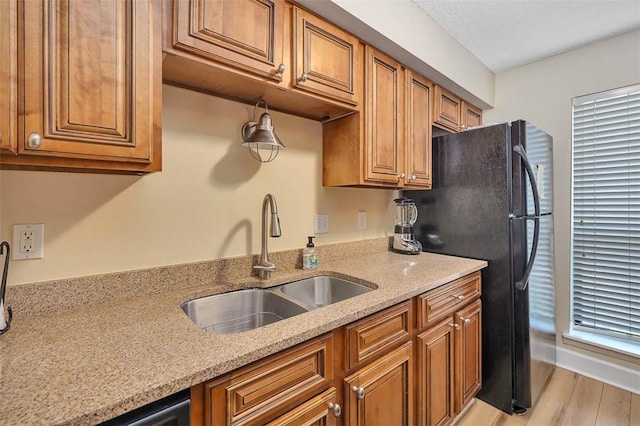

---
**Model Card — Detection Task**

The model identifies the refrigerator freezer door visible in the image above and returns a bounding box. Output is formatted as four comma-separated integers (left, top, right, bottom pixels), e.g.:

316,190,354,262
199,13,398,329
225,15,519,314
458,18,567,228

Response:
511,121,554,217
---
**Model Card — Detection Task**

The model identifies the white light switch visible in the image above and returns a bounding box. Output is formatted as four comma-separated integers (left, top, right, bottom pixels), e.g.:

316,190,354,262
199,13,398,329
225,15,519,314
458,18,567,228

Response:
314,214,329,234
358,211,367,230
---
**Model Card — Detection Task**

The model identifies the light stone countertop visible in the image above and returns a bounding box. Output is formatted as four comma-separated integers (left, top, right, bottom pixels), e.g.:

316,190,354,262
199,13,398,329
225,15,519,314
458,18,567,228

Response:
0,251,486,425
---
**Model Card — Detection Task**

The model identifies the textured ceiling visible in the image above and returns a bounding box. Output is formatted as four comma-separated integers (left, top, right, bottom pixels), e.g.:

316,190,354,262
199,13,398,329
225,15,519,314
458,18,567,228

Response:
413,0,640,73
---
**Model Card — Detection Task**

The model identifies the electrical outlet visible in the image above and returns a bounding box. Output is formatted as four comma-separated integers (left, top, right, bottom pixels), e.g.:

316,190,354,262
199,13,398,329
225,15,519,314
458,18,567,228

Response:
314,214,329,233
358,211,367,230
13,224,44,260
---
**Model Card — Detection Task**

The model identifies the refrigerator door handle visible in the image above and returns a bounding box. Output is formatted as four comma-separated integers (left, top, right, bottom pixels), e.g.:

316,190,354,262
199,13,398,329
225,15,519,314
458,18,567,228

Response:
513,145,541,217
513,144,541,291
515,216,540,290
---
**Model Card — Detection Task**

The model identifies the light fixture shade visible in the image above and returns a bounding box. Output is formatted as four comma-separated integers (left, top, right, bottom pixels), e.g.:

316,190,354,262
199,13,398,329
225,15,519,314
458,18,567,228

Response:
241,101,285,163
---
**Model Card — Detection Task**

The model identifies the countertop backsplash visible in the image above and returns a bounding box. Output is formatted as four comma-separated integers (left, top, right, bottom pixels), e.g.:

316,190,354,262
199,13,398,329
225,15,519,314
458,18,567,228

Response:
6,237,390,318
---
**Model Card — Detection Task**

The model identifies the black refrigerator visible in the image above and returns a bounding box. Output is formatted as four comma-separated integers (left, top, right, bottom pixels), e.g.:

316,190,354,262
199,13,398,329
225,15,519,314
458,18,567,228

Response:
405,120,556,414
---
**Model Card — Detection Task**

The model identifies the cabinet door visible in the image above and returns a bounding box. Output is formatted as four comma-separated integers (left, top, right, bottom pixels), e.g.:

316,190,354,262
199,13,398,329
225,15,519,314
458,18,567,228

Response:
462,101,482,130
454,299,482,413
16,0,159,169
417,318,455,426
364,47,404,185
433,85,461,132
265,388,339,426
173,0,284,82
344,341,414,426
0,0,16,154
292,6,359,106
404,70,432,189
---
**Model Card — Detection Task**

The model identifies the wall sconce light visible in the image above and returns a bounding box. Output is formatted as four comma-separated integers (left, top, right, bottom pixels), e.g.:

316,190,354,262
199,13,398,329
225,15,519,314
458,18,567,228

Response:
241,100,285,163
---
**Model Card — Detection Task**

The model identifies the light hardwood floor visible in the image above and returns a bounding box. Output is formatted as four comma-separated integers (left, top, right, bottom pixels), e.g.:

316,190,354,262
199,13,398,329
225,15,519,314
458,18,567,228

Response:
455,367,640,426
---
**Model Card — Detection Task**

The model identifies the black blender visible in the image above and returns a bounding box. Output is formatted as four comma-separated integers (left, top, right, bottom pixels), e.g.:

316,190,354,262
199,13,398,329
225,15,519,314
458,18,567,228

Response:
390,197,422,254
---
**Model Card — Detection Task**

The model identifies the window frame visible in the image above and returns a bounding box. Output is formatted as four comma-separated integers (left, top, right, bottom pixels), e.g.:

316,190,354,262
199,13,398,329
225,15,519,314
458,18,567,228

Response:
570,83,640,349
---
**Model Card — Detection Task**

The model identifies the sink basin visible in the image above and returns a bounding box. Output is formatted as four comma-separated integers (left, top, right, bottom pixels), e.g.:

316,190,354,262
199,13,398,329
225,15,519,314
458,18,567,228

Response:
274,276,374,309
181,289,308,334
182,276,375,334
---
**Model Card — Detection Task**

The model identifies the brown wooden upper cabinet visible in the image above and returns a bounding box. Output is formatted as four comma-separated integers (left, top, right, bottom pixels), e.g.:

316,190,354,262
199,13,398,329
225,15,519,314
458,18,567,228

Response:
0,0,16,155
323,47,432,189
163,0,361,121
291,6,359,107
433,85,482,133
170,0,286,83
363,48,405,186
0,0,161,174
405,70,433,189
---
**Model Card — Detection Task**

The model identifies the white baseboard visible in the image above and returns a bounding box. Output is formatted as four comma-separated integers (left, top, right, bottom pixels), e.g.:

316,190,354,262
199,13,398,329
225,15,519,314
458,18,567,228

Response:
556,346,640,394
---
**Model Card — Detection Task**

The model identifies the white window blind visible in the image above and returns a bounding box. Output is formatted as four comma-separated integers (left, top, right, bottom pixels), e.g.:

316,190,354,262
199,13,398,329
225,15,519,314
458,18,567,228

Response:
572,84,640,343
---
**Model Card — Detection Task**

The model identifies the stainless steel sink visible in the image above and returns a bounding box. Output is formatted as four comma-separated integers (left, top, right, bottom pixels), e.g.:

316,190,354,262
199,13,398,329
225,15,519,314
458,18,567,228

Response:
273,276,374,309
182,276,375,334
181,289,308,334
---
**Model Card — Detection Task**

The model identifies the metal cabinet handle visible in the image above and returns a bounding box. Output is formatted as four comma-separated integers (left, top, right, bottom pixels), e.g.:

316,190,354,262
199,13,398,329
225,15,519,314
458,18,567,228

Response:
299,72,308,82
276,63,285,75
352,385,365,400
27,132,42,149
461,317,471,324
328,402,342,417
452,294,465,300
397,173,406,182
410,174,417,181
449,323,460,330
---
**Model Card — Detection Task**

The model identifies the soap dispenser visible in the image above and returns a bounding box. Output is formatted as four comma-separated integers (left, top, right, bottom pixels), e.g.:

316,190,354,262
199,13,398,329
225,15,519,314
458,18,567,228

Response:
302,236,318,270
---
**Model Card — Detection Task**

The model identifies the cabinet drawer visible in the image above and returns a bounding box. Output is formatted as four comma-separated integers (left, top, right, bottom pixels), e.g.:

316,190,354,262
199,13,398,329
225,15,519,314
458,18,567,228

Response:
264,387,338,426
417,272,481,330
345,301,412,370
206,334,333,425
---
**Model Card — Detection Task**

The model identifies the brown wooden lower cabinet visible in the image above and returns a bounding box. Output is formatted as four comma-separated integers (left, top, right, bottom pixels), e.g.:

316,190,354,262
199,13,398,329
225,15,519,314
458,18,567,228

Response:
265,388,339,426
417,318,455,426
190,272,482,426
344,341,414,426
193,334,334,426
454,299,482,413
416,288,482,426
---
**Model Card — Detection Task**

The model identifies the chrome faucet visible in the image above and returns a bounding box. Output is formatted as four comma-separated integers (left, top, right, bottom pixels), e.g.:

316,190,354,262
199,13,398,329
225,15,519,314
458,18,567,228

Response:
253,194,281,279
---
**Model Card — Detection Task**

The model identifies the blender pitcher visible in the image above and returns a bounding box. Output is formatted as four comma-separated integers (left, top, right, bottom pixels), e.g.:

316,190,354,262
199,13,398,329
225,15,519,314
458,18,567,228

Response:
391,198,422,254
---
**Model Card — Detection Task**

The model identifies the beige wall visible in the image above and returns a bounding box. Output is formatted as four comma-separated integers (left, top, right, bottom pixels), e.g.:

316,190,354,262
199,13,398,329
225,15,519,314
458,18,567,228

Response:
0,85,397,286
484,29,640,371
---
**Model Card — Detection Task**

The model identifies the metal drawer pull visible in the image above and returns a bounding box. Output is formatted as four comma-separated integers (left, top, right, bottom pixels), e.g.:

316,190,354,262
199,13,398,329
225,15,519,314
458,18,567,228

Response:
328,402,342,417
299,72,308,82
27,132,42,149
276,63,285,75
352,386,365,400
462,317,471,324
452,294,465,300
450,323,460,329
